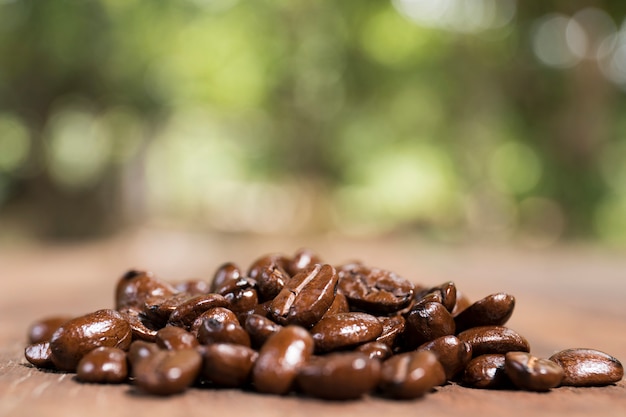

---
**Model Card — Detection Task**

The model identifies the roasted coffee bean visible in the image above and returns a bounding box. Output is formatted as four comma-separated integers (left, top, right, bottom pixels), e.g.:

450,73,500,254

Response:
252,326,314,395
549,348,624,387
287,248,323,276
337,264,414,314
418,335,473,380
133,348,202,395
321,292,350,319
247,255,290,301
355,341,393,361
210,262,243,293
50,309,132,372
403,301,455,349
223,286,259,317
156,326,199,350
76,347,128,384
269,264,338,327
379,350,446,399
167,293,230,329
504,351,563,391
244,314,283,349
118,307,159,342
463,354,512,389
457,326,530,357
175,279,211,295
310,312,383,353
296,352,381,400
24,342,54,368
415,282,457,312
115,269,177,310
201,343,258,387
143,293,193,326
28,316,72,344
454,293,515,333
196,307,250,347
375,315,406,348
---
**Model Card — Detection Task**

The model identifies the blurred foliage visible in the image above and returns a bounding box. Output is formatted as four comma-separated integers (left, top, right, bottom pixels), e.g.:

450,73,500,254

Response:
1,0,626,245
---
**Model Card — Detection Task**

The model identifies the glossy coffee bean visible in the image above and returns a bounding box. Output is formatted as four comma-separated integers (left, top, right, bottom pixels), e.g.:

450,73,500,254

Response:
117,307,159,342
244,314,282,349
50,309,132,372
76,347,128,384
196,307,250,347
24,342,54,368
252,326,314,395
296,352,381,400
375,315,405,348
210,262,243,293
355,341,393,361
310,312,382,353
127,340,160,366
115,269,177,310
403,301,455,349
168,294,230,329
454,293,515,333
133,348,202,395
143,293,193,326
549,348,624,387
504,351,563,391
28,316,72,344
415,282,457,312
287,248,323,276
418,335,473,380
247,255,290,301
321,292,350,319
463,354,512,389
156,326,199,350
379,350,446,399
201,343,258,387
337,264,414,314
457,326,530,357
269,264,338,327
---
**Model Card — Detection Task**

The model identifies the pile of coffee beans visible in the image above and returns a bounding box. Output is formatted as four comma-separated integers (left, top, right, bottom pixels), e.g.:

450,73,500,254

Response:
24,249,624,399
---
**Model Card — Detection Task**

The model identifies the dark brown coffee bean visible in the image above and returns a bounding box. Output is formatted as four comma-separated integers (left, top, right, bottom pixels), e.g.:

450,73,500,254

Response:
287,248,323,276
143,293,193,326
403,301,455,349
117,307,159,342
504,351,563,391
355,341,393,361
201,343,258,387
127,340,160,366
221,284,259,317
115,269,177,310
269,264,338,328
247,255,290,301
252,325,314,395
244,314,283,349
209,262,243,293
418,335,473,380
310,312,383,353
379,350,446,399
156,326,199,350
168,294,230,329
175,279,211,295
337,264,414,314
376,315,406,348
463,354,512,389
321,293,350,319
415,282,457,312
28,316,72,344
196,307,250,347
76,347,128,384
24,342,54,368
454,293,515,333
50,309,132,372
549,348,624,387
296,352,381,400
457,326,530,357
133,348,202,395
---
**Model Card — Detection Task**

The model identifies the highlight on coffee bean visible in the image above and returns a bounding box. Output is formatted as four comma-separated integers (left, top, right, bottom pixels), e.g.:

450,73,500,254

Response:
24,249,624,399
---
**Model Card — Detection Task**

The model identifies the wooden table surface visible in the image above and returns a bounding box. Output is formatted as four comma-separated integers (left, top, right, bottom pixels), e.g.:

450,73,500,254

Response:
1,229,625,417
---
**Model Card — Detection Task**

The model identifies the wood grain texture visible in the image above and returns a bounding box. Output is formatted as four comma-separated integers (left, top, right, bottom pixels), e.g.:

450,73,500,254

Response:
1,229,625,417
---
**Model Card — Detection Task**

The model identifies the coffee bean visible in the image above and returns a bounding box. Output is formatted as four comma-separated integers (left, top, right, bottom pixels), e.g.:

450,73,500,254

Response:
252,326,314,395
247,255,290,301
355,341,393,361
76,347,128,384
375,315,406,348
28,316,72,344
115,269,177,310
418,335,473,380
379,350,446,399
454,293,515,333
174,279,211,295
168,294,230,329
463,354,512,389
403,301,455,349
457,326,530,357
244,314,282,349
201,343,258,387
210,262,243,293
269,264,338,328
310,312,382,353
287,248,323,277
196,307,250,347
24,342,54,368
321,292,350,319
117,307,159,342
50,309,132,372
143,293,193,327
415,282,457,312
127,340,160,366
156,326,199,350
133,348,202,395
296,352,381,400
549,348,624,387
504,351,563,391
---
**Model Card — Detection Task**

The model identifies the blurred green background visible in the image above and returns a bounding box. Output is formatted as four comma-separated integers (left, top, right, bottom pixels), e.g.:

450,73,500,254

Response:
1,0,626,246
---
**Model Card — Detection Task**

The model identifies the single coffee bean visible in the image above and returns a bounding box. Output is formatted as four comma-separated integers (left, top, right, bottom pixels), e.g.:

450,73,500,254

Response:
133,348,202,395
418,335,473,380
76,347,128,384
379,350,446,399
143,293,193,327
223,286,259,317
174,279,211,295
115,269,177,310
196,307,250,347
504,351,563,391
463,354,513,389
457,326,530,357
415,282,457,312
287,248,323,276
375,315,406,348
156,326,199,350
269,264,338,328
403,301,455,349
127,340,160,366
50,309,132,372
247,255,290,301
549,348,624,387
321,292,350,319
244,314,283,349
210,262,243,293
252,326,314,395
201,343,258,387
117,307,159,342
355,341,393,361
454,293,515,333
296,352,381,400
28,316,72,344
310,312,383,353
24,342,54,368
168,294,230,329
337,264,414,314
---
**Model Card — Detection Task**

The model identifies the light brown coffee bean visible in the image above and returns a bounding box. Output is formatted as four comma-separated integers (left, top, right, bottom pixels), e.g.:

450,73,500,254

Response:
133,348,202,395
379,350,446,399
310,312,383,353
156,326,199,350
28,316,72,344
457,325,529,357
418,335,473,380
454,293,515,333
201,343,258,387
463,354,512,389
549,348,624,387
504,351,563,391
76,347,128,384
24,342,54,368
